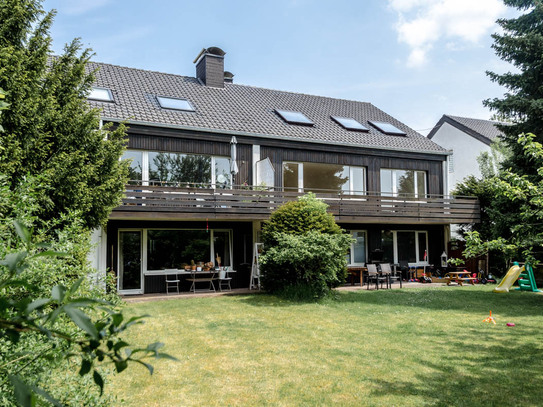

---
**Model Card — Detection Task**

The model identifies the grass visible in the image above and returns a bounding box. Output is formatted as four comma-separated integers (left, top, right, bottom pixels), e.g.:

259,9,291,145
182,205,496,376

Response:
110,286,543,406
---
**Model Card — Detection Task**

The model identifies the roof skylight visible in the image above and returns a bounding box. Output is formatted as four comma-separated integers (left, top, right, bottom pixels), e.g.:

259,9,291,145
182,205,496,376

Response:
89,87,113,102
331,116,369,132
157,96,195,111
275,109,314,126
368,121,406,136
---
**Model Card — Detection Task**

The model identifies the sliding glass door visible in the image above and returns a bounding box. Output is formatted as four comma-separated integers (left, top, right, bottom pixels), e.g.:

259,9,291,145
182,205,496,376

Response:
118,230,143,295
380,230,428,264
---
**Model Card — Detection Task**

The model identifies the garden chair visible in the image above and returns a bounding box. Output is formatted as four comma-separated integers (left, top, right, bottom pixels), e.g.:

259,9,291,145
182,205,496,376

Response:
366,264,386,289
380,263,401,288
217,267,232,291
165,273,180,294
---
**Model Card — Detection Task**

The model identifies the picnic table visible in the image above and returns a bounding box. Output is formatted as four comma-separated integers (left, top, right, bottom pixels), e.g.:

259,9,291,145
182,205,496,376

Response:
444,271,477,286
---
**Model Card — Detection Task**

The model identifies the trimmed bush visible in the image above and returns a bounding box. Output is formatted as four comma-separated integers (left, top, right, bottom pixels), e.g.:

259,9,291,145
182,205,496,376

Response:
260,193,352,299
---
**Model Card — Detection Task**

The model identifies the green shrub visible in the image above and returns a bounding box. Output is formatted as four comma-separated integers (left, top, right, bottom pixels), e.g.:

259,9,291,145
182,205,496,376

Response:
260,193,352,299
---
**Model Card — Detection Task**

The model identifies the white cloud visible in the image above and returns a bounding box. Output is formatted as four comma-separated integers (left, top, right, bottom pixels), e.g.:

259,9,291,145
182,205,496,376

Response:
388,0,506,67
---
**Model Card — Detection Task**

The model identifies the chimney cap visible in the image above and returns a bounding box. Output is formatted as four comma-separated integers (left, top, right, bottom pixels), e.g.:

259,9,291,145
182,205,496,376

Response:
193,46,226,64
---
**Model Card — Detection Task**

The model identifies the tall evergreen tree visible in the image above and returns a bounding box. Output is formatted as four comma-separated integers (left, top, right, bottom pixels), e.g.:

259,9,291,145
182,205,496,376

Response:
0,0,129,230
484,1,543,177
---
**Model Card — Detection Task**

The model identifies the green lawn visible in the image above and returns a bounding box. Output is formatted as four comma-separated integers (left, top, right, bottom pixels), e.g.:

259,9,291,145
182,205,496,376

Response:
110,286,543,406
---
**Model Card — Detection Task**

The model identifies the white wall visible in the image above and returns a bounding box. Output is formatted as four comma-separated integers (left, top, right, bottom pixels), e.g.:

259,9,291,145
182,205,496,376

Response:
430,122,491,193
88,227,108,290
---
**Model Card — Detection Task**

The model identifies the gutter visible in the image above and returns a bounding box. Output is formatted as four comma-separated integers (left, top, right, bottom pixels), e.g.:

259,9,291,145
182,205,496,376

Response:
102,117,451,157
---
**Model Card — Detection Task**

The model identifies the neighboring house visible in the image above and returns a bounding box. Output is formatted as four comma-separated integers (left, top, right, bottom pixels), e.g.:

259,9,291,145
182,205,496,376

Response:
88,47,479,295
427,115,505,194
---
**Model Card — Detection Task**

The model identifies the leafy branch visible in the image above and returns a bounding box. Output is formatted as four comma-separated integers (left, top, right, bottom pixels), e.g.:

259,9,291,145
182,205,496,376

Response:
0,221,177,406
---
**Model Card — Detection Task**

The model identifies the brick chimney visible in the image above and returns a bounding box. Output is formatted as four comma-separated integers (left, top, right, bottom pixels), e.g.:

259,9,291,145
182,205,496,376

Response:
194,46,226,88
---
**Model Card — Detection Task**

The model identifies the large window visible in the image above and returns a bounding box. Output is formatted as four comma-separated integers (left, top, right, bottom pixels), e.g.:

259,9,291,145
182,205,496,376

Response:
121,150,231,187
380,230,428,264
346,230,367,266
283,162,365,194
146,229,232,271
123,150,143,182
380,169,426,198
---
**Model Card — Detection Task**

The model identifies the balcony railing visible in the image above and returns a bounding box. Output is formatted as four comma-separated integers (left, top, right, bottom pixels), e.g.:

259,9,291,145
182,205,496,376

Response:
111,182,480,224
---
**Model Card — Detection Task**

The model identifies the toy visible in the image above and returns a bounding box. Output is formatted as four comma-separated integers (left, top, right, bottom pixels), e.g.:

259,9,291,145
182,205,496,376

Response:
494,261,541,293
483,310,496,324
506,323,515,327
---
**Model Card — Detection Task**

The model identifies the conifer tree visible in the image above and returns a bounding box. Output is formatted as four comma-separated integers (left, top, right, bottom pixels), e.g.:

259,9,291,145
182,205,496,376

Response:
484,1,543,177
0,0,129,230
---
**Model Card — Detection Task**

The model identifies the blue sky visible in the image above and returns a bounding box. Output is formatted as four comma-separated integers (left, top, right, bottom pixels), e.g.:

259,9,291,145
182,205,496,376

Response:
43,0,516,135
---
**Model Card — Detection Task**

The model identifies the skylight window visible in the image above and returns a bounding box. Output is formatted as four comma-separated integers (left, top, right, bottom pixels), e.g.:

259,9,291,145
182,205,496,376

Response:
89,87,113,102
157,96,195,111
275,109,314,126
368,121,407,136
331,116,369,132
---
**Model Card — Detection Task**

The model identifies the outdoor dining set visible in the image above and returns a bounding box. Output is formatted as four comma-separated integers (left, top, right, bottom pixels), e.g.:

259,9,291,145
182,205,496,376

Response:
163,267,235,294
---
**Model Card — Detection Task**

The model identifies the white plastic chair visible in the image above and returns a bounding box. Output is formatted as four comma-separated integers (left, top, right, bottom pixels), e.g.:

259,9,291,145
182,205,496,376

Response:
165,273,180,294
218,267,232,291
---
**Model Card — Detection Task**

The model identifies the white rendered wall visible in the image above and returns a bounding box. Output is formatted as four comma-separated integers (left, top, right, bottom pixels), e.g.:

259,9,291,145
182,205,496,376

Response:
430,122,491,193
88,227,108,290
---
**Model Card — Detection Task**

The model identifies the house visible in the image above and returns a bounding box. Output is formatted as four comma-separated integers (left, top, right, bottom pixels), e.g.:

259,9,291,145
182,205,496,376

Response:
427,114,505,193
88,47,479,294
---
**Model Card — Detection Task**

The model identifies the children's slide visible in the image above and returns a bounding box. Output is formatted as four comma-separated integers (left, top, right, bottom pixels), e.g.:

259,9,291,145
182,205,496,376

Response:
493,265,522,293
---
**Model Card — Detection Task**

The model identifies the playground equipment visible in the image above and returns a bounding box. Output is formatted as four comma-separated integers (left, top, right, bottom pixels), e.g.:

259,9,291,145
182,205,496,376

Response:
493,262,540,293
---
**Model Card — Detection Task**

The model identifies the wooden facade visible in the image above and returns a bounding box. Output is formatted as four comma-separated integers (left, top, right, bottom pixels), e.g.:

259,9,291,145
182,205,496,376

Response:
106,123,479,294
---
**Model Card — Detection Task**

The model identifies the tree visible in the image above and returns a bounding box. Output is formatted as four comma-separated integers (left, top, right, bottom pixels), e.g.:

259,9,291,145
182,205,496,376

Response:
0,0,129,230
0,2,171,405
461,133,543,265
260,193,352,299
484,1,543,178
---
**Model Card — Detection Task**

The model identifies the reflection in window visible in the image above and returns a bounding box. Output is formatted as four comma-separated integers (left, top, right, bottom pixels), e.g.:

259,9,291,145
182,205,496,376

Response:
122,150,143,182
381,230,394,263
213,231,231,267
380,169,426,198
283,162,365,193
214,157,231,188
347,231,367,265
147,230,210,270
146,229,232,271
380,230,428,264
149,152,211,185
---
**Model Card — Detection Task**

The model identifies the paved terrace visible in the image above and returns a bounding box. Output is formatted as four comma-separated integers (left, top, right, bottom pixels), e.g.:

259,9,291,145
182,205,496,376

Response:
122,281,448,303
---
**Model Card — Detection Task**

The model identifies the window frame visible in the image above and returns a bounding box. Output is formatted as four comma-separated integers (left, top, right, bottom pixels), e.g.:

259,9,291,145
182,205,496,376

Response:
346,230,368,266
381,230,428,264
89,87,114,102
282,161,366,194
380,168,427,198
156,96,195,112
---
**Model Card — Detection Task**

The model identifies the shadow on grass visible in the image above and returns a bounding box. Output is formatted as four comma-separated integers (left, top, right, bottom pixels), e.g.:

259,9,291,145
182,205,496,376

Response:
239,287,543,317
369,327,543,406
336,287,543,318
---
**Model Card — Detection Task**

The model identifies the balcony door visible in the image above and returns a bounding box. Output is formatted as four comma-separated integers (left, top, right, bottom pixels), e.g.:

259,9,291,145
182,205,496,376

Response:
381,230,428,265
118,230,143,295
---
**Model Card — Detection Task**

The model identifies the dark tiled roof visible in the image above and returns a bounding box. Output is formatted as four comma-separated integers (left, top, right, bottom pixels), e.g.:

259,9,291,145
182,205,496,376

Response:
88,61,446,154
428,115,505,145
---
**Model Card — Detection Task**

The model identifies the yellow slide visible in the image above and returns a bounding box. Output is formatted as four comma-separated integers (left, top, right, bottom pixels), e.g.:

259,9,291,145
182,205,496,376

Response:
493,265,523,293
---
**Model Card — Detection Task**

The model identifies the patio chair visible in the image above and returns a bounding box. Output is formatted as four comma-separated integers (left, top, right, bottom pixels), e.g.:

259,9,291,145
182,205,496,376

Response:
217,267,232,291
380,263,401,288
366,264,386,289
165,273,180,294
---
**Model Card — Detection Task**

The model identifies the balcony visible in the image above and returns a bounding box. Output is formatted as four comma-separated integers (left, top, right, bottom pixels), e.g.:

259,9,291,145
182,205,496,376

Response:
111,183,480,225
